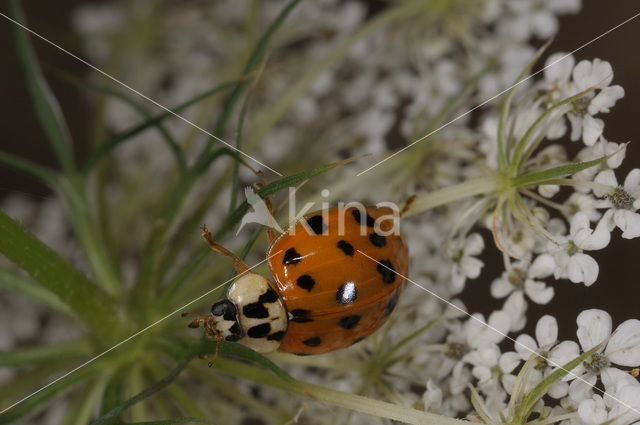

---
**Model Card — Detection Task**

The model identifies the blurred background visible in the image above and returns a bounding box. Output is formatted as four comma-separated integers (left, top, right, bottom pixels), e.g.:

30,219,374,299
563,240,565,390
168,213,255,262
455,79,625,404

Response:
1,0,639,344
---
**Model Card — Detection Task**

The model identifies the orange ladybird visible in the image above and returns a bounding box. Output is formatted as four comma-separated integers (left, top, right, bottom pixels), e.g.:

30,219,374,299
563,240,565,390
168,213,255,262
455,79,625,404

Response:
184,203,408,356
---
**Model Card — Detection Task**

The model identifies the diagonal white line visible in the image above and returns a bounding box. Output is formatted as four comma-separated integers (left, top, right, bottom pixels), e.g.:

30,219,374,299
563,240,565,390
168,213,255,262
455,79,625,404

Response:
0,250,282,415
357,10,640,177
0,12,283,177
356,249,640,417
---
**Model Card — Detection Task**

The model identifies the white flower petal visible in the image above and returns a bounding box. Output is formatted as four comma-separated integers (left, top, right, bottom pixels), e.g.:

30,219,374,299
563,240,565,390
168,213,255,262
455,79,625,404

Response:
589,85,624,115
582,116,604,146
613,210,640,239
515,334,538,360
547,380,569,399
601,367,638,395
578,397,608,425
549,340,581,366
536,315,558,348
524,279,555,304
577,309,612,351
606,319,640,365
567,253,599,286
491,275,514,299
465,233,485,255
499,352,521,374
569,374,598,402
623,169,640,194
544,52,574,85
529,254,556,279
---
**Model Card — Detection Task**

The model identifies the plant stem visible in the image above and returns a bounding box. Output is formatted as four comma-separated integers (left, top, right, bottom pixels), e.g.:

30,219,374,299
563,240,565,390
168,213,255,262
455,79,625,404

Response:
403,175,500,217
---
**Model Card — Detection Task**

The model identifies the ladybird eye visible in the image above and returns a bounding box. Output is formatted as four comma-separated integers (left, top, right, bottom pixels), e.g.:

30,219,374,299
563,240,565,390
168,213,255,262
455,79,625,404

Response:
211,300,237,321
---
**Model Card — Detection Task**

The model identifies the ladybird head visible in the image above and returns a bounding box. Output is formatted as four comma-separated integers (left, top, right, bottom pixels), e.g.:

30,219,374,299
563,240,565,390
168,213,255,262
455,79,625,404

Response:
210,299,245,342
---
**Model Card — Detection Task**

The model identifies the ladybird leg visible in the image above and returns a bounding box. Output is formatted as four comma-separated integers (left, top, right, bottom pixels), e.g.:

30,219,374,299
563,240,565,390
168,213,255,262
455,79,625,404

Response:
201,225,250,274
252,171,278,245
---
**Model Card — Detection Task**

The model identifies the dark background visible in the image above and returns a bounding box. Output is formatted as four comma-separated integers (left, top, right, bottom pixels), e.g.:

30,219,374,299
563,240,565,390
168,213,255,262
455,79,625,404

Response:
1,1,639,341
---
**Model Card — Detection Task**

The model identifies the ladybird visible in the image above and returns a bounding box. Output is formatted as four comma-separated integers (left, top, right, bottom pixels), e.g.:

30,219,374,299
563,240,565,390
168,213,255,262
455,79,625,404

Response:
184,201,408,356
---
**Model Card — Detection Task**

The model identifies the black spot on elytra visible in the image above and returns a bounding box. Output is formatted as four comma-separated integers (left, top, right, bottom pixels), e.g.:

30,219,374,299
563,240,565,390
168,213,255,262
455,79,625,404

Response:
336,282,357,305
290,309,313,323
303,336,322,347
225,323,243,342
376,259,396,284
267,331,285,341
259,289,278,303
293,352,310,356
243,302,269,319
337,240,354,256
338,315,361,329
369,232,386,247
247,323,271,338
211,300,237,322
352,209,375,227
296,274,315,291
283,248,302,265
305,215,327,235
383,292,399,318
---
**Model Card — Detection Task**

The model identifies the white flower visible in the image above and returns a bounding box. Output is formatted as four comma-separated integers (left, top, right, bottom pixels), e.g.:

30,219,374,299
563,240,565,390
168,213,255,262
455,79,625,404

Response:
449,233,485,294
464,311,512,349
596,169,640,239
464,343,502,385
491,255,556,304
502,315,579,399
568,309,640,402
549,212,611,286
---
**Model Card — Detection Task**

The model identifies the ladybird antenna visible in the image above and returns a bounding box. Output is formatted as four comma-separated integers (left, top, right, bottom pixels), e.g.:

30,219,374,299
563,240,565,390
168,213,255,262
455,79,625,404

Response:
399,195,416,218
201,225,250,274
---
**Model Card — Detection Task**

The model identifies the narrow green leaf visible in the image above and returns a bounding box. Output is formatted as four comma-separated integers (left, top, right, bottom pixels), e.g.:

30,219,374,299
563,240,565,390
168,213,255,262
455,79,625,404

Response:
218,157,357,240
210,341,298,387
229,94,251,215
0,267,74,316
56,70,186,172
196,0,303,162
122,418,212,425
497,40,552,170
83,80,239,172
214,357,467,425
511,147,624,188
91,346,198,425
0,364,96,424
64,372,111,425
0,151,58,184
514,342,605,423
8,0,75,174
0,339,91,367
511,87,595,172
0,209,122,339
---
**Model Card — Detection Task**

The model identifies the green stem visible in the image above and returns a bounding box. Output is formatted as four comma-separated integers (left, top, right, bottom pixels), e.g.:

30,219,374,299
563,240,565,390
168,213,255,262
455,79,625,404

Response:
403,175,501,217
215,357,469,425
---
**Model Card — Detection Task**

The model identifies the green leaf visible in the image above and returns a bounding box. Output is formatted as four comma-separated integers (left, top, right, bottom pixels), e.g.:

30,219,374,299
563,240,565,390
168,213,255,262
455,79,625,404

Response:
122,418,212,425
83,80,239,172
0,339,91,367
0,364,96,423
497,40,552,170
8,0,75,174
510,146,625,188
0,151,58,184
513,341,606,423
91,346,198,425
63,373,111,425
0,209,121,339
196,0,303,162
217,157,358,240
214,357,466,425
211,342,298,387
0,267,74,316
56,70,187,172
